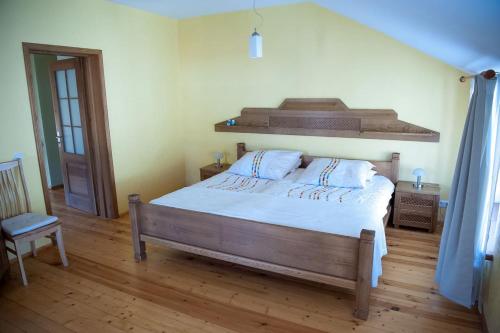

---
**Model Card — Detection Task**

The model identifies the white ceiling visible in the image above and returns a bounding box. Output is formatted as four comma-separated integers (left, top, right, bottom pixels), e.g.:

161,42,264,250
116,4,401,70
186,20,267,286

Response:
111,0,304,19
111,0,500,73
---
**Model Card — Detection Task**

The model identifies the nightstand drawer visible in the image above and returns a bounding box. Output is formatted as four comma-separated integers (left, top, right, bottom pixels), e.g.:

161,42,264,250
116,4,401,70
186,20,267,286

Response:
200,163,231,181
200,170,217,180
399,205,433,217
399,213,432,228
400,194,435,207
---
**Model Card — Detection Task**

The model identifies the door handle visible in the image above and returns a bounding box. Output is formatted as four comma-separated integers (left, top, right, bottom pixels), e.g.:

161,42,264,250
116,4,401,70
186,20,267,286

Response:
56,131,62,146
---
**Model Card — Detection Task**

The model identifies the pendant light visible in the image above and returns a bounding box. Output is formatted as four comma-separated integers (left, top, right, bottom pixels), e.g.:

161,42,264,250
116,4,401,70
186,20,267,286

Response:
249,0,263,59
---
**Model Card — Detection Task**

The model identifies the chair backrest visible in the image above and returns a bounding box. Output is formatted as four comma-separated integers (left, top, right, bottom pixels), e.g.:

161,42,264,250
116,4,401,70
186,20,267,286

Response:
0,158,31,220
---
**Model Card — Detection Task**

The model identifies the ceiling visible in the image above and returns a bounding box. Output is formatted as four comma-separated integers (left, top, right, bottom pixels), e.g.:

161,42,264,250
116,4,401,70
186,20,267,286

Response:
111,0,303,19
111,0,500,73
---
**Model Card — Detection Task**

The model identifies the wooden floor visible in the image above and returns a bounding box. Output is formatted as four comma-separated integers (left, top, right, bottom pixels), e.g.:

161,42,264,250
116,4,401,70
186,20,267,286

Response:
0,189,481,333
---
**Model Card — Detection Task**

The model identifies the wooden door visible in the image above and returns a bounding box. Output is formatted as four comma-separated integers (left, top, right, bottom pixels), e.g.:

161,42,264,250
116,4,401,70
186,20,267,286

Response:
49,59,97,214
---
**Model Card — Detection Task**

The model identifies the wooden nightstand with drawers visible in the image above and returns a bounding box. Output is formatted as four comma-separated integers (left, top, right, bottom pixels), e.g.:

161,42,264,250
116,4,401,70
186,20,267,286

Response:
200,163,231,181
394,181,440,233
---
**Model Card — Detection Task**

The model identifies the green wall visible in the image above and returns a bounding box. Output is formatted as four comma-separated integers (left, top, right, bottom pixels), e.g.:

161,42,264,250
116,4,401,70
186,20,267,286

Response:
31,54,63,188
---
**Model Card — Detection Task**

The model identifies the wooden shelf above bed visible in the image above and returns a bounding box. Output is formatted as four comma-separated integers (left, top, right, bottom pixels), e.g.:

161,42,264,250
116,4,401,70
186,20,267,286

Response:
214,98,440,142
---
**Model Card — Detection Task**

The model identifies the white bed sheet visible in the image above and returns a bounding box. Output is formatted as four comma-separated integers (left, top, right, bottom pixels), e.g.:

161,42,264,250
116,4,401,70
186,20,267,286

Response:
151,169,394,287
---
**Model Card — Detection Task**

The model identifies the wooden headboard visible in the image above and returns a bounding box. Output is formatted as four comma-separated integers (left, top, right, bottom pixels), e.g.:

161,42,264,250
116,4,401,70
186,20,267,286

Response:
236,142,400,184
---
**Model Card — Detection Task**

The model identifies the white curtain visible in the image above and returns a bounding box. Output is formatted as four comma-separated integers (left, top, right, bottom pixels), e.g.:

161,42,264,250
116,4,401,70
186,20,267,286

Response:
435,75,499,307
485,86,500,257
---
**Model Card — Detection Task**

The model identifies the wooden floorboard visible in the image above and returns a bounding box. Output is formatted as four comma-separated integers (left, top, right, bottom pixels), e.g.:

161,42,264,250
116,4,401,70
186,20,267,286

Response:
0,189,482,332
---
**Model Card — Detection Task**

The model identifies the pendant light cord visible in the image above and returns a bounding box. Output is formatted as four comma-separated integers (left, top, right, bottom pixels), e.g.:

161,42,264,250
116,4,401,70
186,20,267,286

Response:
253,0,264,31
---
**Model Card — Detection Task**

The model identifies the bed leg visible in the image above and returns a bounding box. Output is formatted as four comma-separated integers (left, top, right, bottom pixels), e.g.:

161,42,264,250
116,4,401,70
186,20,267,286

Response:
129,194,147,262
353,229,375,320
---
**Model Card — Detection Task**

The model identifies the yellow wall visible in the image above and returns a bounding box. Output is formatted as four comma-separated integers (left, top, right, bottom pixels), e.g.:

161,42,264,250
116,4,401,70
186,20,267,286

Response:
0,0,184,215
178,3,469,196
1,0,495,325
0,0,469,216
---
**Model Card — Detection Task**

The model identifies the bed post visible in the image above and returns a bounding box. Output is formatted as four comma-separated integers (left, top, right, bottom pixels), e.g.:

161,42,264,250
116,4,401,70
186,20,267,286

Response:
391,153,400,183
129,194,146,262
237,142,246,159
353,229,375,320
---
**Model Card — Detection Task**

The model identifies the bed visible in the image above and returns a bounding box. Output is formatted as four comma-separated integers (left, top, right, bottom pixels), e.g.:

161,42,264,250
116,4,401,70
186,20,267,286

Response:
129,143,400,320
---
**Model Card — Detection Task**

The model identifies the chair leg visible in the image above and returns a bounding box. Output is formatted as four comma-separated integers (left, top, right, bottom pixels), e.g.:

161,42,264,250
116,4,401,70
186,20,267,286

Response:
13,240,28,286
30,241,37,257
55,226,68,267
50,234,57,246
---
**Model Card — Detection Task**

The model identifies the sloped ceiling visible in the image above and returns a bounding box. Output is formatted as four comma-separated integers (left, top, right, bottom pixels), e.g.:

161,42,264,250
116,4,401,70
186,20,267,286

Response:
111,0,500,73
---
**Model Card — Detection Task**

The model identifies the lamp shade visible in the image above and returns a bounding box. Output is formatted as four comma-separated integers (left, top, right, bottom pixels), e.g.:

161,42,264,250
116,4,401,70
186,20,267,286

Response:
213,151,224,161
249,30,262,58
412,168,425,177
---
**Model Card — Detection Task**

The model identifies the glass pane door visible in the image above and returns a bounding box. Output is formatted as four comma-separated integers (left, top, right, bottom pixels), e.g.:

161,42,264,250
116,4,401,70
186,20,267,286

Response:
55,69,84,155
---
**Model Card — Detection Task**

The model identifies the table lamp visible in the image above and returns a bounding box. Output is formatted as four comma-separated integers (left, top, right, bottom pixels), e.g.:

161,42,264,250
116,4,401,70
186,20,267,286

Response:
213,152,224,168
412,168,425,190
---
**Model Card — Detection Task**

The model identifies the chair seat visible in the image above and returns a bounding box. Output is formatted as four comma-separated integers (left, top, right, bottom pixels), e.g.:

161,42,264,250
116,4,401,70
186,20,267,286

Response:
1,213,58,237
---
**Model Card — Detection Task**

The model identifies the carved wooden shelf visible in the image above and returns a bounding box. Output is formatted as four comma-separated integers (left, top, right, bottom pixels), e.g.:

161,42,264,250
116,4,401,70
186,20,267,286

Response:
215,98,440,142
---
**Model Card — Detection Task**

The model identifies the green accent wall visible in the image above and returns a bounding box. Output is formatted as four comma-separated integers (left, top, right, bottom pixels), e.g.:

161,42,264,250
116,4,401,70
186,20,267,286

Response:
31,54,63,188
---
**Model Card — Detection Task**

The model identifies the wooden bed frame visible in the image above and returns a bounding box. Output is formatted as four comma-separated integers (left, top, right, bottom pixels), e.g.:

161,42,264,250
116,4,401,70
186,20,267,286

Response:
129,143,400,320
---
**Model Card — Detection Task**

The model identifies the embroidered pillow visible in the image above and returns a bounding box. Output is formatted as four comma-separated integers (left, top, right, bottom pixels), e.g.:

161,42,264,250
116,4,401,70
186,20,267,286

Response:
228,150,302,180
297,158,375,188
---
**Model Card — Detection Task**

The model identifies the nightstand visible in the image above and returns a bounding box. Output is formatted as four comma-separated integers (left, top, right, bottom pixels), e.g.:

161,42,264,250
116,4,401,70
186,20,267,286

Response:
200,163,231,181
394,181,440,232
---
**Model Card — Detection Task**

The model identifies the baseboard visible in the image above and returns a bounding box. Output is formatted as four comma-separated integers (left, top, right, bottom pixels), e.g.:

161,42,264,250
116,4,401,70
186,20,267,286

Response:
481,311,490,333
119,211,129,218
49,184,64,190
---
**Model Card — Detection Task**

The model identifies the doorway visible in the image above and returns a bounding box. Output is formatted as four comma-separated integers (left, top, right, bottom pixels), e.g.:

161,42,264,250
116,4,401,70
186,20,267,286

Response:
23,43,118,219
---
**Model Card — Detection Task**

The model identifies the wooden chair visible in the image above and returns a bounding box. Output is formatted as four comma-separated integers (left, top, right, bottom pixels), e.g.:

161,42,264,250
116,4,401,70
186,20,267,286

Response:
0,158,68,286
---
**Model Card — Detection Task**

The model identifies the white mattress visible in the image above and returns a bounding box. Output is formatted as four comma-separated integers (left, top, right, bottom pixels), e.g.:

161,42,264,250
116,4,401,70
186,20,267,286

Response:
151,169,394,287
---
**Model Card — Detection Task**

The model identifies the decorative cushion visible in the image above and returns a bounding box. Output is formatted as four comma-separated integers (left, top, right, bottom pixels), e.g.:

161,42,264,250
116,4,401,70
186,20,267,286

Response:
1,213,58,236
297,158,375,188
228,150,302,180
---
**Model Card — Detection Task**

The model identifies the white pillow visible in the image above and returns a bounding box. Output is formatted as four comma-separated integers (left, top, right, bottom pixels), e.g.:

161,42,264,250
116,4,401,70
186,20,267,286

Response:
228,150,302,180
366,169,377,182
297,158,375,188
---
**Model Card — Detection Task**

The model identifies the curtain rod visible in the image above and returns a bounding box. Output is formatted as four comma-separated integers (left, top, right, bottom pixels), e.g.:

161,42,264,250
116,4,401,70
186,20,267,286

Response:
459,69,499,82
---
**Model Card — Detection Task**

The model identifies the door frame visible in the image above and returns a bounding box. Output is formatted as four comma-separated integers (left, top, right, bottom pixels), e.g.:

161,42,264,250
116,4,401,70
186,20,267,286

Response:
22,42,118,218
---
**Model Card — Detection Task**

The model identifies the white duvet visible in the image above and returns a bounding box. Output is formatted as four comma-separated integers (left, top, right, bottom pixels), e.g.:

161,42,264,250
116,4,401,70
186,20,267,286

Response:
151,169,394,287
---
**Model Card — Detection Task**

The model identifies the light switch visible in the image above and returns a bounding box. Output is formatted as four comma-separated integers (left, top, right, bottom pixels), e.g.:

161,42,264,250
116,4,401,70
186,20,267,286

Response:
13,152,24,160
